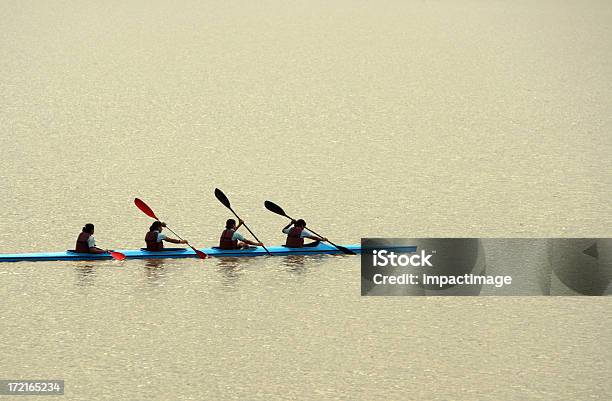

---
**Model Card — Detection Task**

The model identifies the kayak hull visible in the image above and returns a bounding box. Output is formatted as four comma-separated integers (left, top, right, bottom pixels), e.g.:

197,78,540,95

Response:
0,244,417,263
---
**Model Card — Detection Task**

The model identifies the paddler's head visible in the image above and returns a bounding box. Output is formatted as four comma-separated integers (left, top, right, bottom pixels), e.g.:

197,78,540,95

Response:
83,223,95,234
295,219,306,228
226,219,236,230
150,221,164,232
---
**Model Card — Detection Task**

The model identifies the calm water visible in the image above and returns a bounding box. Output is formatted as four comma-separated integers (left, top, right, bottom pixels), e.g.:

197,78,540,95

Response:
1,0,611,400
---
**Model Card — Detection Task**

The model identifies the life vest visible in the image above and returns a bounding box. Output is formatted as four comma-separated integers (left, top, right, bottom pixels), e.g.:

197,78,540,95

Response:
75,232,92,253
219,229,238,250
285,226,304,248
145,230,164,251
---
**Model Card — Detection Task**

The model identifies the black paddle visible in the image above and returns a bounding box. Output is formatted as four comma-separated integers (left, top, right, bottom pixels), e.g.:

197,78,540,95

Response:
215,188,271,256
264,200,356,255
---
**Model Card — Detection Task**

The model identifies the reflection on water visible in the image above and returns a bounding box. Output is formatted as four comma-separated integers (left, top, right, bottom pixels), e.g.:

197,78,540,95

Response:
215,257,277,290
144,259,166,269
143,259,167,286
283,256,329,277
216,257,247,289
216,257,242,270
74,264,96,286
282,255,307,273
282,254,337,273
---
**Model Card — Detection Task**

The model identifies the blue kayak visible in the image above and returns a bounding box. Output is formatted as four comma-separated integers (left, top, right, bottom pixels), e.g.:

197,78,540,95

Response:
0,243,417,262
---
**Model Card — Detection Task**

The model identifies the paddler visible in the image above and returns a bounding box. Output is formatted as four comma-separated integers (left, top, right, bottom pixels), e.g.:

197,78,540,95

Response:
282,219,327,248
75,223,108,254
219,219,264,249
145,221,188,251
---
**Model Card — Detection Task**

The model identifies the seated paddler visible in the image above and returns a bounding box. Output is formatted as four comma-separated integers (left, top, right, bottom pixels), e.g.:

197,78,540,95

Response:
219,219,263,249
282,219,327,248
75,223,108,254
145,221,188,251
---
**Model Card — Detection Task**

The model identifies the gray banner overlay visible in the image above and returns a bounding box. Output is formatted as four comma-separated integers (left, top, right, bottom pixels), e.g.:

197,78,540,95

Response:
0,380,64,395
361,238,612,296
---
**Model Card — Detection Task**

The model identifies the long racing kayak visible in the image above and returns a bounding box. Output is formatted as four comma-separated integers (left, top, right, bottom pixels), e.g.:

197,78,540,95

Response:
0,243,417,263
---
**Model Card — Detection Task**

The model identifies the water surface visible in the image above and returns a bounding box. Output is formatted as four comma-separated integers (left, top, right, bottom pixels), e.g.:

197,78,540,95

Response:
1,0,610,399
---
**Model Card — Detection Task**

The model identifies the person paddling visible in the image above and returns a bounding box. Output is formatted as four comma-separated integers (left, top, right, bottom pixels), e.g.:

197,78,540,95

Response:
145,221,188,251
75,223,108,254
219,219,263,250
283,219,327,248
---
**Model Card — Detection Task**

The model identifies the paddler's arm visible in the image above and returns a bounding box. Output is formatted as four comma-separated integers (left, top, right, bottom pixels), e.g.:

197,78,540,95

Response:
306,235,327,242
242,239,264,247
158,229,187,244
303,229,327,242
233,230,263,247
282,220,295,233
89,247,108,254
236,219,245,230
164,238,188,244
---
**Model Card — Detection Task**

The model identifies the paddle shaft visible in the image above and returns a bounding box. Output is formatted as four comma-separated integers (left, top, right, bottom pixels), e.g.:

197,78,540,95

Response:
96,247,125,261
227,207,271,255
134,198,206,258
163,225,203,255
263,200,355,255
164,226,184,241
279,213,350,252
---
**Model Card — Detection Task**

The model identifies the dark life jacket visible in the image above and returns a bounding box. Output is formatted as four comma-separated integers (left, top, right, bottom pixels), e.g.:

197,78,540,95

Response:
75,232,92,253
145,230,164,251
285,226,305,248
219,229,238,250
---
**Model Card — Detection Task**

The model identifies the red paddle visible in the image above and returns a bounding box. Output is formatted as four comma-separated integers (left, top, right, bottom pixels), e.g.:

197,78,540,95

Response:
134,198,207,259
109,250,126,261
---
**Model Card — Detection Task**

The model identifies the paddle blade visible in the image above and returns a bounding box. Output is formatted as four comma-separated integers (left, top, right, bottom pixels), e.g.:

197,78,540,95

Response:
109,251,126,261
134,198,159,220
264,200,287,217
214,188,231,209
334,244,356,255
193,248,208,259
